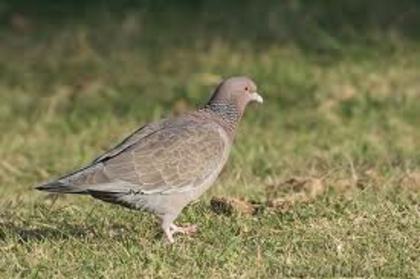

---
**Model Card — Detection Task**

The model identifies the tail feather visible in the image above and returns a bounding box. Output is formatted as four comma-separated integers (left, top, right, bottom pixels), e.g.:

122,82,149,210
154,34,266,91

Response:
36,162,108,194
36,181,87,194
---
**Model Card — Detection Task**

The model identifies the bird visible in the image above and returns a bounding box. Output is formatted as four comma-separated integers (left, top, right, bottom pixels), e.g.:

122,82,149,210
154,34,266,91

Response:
36,76,263,243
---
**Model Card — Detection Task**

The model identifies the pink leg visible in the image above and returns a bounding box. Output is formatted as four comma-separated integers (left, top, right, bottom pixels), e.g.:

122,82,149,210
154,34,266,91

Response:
161,213,198,243
170,224,198,235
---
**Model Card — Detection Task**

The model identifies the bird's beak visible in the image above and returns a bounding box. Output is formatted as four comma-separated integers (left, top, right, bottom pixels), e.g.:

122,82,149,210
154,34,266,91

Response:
250,92,263,104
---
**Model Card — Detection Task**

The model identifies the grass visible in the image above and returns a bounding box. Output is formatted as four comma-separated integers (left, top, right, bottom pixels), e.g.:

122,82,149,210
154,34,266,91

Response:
1,1,420,277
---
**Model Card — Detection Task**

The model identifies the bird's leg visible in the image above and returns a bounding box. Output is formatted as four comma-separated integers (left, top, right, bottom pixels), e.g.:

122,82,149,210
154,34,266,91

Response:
161,214,199,243
162,224,198,243
161,214,177,244
169,224,198,235
163,227,175,244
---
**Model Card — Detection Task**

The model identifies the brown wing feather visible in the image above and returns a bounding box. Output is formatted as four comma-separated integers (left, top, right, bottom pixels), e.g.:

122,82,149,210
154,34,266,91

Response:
101,123,226,194
40,114,228,195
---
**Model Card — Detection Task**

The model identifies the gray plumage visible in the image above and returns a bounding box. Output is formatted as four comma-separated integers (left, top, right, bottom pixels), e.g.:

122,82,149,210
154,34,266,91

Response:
37,76,263,243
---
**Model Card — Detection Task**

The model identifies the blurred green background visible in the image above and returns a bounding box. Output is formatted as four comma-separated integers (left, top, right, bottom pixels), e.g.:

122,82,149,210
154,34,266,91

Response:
0,1,419,277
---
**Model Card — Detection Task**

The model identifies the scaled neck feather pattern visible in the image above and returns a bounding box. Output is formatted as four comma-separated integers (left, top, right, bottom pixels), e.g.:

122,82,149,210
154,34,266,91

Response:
200,101,241,136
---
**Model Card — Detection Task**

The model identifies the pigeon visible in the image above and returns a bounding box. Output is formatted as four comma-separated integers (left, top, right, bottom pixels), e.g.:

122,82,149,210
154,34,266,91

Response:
37,76,263,243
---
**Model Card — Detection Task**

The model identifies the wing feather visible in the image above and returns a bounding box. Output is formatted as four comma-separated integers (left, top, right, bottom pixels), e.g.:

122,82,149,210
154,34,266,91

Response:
38,114,229,197
102,123,227,194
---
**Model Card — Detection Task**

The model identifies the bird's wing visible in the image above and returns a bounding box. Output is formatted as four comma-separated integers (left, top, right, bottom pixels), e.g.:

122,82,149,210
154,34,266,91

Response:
100,122,228,194
40,118,229,196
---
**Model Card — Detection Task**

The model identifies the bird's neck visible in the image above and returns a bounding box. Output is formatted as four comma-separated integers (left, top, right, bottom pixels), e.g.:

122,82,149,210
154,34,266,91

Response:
201,101,242,134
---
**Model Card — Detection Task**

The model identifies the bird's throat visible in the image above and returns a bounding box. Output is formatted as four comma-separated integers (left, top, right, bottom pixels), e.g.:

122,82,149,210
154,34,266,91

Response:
204,101,241,133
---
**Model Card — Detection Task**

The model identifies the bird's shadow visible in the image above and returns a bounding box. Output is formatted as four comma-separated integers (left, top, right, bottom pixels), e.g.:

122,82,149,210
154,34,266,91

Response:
1,222,93,243
1,218,160,243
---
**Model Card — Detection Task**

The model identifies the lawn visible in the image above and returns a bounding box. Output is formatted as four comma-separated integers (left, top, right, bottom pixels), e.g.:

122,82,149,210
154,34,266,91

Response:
0,1,419,277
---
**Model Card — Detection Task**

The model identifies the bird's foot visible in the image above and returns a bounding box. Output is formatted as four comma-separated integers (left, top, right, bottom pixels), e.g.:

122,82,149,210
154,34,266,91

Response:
170,224,198,236
162,223,198,244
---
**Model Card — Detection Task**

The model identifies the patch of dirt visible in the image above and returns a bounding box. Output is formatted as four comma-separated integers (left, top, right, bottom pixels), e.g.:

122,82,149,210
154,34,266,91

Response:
210,197,257,216
211,177,326,216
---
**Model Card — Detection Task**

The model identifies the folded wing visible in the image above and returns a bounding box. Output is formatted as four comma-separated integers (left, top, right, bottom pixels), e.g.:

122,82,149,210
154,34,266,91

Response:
38,121,227,196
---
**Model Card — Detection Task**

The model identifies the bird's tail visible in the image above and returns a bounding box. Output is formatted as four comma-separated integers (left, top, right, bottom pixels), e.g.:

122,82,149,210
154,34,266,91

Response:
36,163,107,194
36,180,87,194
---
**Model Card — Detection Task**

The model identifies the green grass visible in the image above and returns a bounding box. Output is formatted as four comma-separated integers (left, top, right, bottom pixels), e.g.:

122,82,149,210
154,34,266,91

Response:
1,1,420,277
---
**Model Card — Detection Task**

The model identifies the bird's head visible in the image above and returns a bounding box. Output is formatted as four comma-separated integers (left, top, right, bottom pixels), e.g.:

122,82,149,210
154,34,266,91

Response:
208,76,263,112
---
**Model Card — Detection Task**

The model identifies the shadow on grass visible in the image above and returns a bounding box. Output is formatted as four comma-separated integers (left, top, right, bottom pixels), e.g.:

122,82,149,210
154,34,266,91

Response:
0,222,93,243
0,208,160,243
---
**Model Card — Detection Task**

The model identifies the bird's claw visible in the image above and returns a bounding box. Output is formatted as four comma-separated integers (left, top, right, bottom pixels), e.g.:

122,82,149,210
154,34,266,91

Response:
170,224,198,235
164,223,198,243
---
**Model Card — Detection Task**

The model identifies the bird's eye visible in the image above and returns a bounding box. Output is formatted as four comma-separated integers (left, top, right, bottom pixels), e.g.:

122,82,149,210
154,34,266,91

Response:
244,86,249,91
